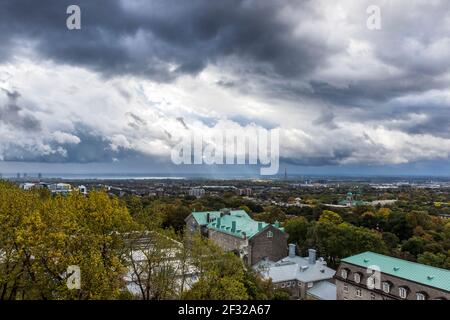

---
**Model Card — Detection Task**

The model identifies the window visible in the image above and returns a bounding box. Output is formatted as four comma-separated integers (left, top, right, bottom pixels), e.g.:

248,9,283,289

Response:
354,273,361,284
382,282,391,294
343,285,349,293
416,293,426,300
307,282,314,288
286,281,291,287
341,269,348,279
267,231,273,238
281,283,285,288
298,282,302,287
356,289,362,297
399,287,408,299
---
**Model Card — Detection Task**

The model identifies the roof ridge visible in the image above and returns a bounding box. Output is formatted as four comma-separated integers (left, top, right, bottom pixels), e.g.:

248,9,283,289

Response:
362,251,450,273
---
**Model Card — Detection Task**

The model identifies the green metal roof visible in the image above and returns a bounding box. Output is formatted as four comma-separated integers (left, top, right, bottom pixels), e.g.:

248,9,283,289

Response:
191,210,251,226
191,210,284,239
342,251,450,292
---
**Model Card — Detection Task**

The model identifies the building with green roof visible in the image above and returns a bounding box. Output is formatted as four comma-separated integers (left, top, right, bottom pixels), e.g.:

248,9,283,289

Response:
185,208,288,266
338,191,368,207
335,251,450,300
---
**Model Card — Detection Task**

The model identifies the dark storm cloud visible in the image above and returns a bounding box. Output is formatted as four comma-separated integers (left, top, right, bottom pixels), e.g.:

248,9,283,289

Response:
0,0,337,81
1,0,450,169
0,89,41,132
2,0,445,107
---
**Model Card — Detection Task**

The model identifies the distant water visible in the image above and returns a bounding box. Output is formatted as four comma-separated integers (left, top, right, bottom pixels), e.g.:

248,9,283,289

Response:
4,172,450,182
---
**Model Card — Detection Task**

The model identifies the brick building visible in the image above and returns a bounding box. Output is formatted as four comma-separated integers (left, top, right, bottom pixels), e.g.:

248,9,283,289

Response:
335,252,450,300
185,209,288,266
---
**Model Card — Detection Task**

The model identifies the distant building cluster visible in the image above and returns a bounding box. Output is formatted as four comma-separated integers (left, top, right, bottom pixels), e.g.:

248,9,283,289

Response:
19,182,87,196
188,188,206,198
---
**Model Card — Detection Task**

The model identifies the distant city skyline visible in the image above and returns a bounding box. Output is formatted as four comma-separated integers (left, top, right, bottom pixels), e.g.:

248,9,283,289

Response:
1,1,450,176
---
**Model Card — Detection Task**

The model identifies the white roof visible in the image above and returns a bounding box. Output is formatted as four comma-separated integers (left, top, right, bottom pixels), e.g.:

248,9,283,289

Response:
307,281,336,300
254,255,335,283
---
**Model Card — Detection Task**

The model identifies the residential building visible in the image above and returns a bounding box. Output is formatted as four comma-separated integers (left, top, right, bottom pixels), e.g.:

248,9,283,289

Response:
338,192,367,207
48,183,72,195
77,185,88,195
188,188,205,198
185,209,288,266
238,188,252,196
254,244,336,300
335,251,450,300
19,182,36,190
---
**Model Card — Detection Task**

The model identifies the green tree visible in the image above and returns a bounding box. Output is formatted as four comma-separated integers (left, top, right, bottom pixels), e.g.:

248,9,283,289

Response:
284,217,310,246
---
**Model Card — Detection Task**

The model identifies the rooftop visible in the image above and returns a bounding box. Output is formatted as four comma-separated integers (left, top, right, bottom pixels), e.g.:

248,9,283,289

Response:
342,251,450,292
191,210,284,239
307,281,336,300
254,255,336,283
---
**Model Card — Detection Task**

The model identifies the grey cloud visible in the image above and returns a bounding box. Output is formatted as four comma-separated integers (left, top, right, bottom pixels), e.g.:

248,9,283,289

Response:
1,1,450,168
0,89,41,132
0,0,337,82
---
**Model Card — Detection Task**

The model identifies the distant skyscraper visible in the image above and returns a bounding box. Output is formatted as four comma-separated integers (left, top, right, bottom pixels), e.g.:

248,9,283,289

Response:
38,173,42,179
17,173,21,179
284,168,287,180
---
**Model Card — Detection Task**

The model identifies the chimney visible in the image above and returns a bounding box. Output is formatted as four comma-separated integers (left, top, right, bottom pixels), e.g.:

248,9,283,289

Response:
206,213,210,223
288,244,296,258
258,222,263,231
308,249,316,265
231,221,236,233
216,217,221,228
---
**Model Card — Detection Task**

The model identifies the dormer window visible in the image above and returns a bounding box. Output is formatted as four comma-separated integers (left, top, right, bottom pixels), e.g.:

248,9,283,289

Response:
382,282,391,294
354,273,361,284
416,292,427,300
267,231,273,238
341,269,348,279
399,287,409,299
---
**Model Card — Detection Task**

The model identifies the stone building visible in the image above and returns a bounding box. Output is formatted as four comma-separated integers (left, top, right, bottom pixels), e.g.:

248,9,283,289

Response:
254,244,336,300
185,209,288,266
335,251,450,300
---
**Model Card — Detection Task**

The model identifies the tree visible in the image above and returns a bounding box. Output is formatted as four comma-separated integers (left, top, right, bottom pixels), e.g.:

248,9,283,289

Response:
161,204,191,233
401,237,425,257
182,236,249,300
0,183,134,300
309,215,386,268
124,228,186,300
284,217,310,247
418,251,450,269
318,210,343,225
382,232,400,250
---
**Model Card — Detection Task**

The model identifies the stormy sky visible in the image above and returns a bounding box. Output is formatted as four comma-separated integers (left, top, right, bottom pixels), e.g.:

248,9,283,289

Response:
1,0,450,176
